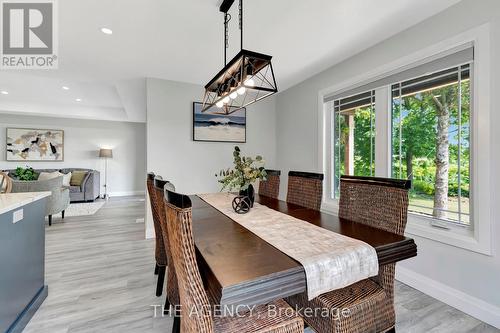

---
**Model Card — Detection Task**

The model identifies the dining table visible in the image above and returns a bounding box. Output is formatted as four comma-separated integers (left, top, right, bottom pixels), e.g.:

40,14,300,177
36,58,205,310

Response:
190,193,417,310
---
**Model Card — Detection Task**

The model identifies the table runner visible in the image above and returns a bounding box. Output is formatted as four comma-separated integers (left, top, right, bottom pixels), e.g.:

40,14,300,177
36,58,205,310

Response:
198,193,379,300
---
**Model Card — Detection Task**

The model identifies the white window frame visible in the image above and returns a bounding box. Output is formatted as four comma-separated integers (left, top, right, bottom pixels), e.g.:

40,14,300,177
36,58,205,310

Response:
318,24,492,255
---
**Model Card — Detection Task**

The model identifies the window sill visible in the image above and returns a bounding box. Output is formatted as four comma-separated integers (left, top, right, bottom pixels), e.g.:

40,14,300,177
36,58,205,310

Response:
405,214,492,256
321,200,339,215
322,199,492,256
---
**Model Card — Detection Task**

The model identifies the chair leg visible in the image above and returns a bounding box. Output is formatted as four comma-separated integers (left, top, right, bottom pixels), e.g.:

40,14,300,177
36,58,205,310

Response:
164,296,171,315
172,315,180,333
154,263,159,275
62,210,65,219
48,215,52,226
156,266,166,297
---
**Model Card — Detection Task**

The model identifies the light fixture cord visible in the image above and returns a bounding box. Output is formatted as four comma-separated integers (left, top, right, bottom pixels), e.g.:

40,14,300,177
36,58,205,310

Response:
224,13,231,66
239,0,243,50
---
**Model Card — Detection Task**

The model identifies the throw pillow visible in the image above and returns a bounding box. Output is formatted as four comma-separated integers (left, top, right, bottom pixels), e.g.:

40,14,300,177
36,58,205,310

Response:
38,171,62,181
61,172,72,187
70,171,88,186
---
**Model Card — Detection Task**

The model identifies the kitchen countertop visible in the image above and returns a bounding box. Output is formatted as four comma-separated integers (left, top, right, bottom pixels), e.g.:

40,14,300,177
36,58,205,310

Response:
0,192,51,215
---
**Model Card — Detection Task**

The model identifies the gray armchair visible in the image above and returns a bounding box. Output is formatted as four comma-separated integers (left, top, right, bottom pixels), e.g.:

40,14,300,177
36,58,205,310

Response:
11,176,70,226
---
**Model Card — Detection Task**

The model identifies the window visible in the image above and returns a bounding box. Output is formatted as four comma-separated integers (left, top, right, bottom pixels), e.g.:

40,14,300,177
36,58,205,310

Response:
322,29,492,254
325,45,474,227
331,91,375,198
392,65,471,226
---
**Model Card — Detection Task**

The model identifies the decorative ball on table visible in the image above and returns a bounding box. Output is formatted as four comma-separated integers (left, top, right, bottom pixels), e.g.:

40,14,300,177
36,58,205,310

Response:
232,195,251,214
216,146,267,214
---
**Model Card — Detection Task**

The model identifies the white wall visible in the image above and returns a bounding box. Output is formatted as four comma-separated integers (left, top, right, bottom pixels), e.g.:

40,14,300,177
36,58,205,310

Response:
146,78,277,237
0,114,146,196
275,0,500,327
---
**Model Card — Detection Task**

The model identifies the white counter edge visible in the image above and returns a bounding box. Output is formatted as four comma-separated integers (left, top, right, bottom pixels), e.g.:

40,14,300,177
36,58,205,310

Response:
0,192,52,215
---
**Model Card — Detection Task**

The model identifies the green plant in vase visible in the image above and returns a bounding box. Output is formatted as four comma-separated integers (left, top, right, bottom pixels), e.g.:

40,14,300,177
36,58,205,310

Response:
14,166,38,181
216,146,267,211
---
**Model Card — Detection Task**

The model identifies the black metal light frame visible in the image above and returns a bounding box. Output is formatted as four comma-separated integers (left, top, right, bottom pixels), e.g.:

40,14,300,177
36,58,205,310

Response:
201,0,278,114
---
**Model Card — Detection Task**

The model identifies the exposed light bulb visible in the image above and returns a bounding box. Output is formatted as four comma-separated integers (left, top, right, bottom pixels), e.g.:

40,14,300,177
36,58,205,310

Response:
216,101,224,108
101,27,113,35
244,76,255,87
237,87,246,95
223,96,230,104
229,91,238,99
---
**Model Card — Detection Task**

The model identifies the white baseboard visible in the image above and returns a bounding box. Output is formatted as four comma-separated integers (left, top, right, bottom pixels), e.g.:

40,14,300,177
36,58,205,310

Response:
108,190,144,197
396,266,500,329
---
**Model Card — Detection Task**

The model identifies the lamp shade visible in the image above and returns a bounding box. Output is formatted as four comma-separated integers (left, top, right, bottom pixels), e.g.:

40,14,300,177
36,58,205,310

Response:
99,148,113,158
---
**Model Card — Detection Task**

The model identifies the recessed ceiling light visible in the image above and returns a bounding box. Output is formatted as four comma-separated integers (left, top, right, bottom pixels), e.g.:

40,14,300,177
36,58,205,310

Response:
1,91,8,95
75,98,82,102
62,86,69,90
100,27,113,35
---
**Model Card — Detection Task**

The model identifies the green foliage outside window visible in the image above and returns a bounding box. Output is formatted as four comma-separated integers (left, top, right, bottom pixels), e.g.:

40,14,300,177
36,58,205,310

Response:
392,76,470,223
333,67,470,224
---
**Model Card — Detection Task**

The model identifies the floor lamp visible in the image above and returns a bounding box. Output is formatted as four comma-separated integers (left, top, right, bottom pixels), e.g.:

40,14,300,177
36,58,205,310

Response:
99,148,113,200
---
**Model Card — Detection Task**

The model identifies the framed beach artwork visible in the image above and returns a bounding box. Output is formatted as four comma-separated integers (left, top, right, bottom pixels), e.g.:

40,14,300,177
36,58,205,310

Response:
193,102,246,143
6,128,64,161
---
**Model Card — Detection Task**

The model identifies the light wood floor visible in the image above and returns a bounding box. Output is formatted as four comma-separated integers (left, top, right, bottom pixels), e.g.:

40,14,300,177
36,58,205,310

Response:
23,196,498,333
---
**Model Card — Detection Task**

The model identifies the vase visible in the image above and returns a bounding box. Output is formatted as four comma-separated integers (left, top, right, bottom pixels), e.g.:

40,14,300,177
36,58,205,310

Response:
239,184,255,208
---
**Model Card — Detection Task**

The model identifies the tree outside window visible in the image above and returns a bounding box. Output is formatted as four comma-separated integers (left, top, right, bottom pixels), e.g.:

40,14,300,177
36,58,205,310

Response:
392,65,470,225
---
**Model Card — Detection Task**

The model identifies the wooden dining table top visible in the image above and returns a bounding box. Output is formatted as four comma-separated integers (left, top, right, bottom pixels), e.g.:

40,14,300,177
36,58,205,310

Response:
190,194,417,309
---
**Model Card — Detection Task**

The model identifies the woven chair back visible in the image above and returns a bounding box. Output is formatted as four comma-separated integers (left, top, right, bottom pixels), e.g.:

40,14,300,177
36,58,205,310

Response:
258,169,281,199
286,171,324,210
164,189,213,333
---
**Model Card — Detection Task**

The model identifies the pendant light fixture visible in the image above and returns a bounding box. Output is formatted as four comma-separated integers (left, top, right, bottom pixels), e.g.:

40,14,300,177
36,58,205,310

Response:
201,0,278,114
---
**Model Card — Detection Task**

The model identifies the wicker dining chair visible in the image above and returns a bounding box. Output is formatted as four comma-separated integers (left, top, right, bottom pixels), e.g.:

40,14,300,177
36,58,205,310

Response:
0,172,13,193
153,177,178,314
286,171,324,210
146,172,168,296
163,188,304,333
286,175,410,333
258,169,281,199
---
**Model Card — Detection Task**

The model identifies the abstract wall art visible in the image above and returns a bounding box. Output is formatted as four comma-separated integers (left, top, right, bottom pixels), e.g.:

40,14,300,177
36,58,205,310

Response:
6,128,64,161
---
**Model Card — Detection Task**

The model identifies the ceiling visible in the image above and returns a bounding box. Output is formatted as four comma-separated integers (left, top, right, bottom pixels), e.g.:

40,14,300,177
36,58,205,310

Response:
0,0,462,122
